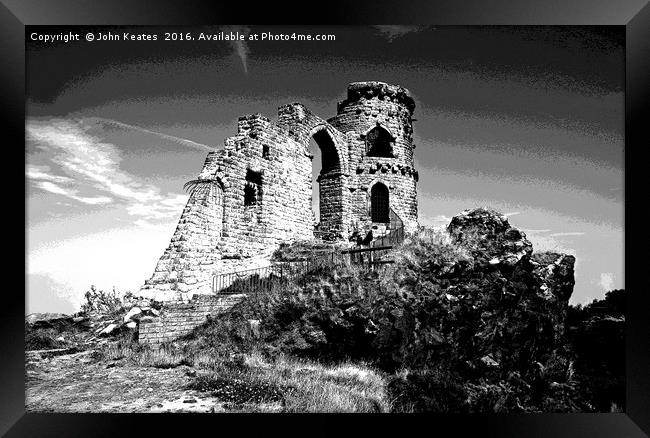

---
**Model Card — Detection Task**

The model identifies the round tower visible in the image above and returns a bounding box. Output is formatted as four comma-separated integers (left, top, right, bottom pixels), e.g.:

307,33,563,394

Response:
328,81,418,235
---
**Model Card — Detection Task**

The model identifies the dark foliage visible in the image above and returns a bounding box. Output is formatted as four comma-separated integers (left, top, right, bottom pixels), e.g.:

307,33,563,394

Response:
566,289,625,411
25,325,68,350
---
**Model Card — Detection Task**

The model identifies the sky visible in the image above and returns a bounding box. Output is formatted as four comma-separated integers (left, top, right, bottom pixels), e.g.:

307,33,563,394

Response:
25,25,624,314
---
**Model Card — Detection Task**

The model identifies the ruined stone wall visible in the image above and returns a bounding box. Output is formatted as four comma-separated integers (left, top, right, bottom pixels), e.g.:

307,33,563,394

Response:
141,114,317,299
141,174,226,300
215,114,314,256
138,294,246,345
140,81,419,301
277,103,351,237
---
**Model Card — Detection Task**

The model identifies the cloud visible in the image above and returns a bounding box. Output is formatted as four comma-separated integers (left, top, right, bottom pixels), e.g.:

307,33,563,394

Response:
27,165,74,184
599,272,614,291
373,25,427,42
28,165,114,205
222,26,251,74
549,232,585,237
35,181,113,205
26,118,188,226
520,229,552,233
504,211,521,217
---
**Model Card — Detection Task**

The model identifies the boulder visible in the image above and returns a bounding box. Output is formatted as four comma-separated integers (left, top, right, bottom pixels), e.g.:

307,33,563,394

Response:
530,252,576,303
123,307,142,323
98,323,118,336
480,354,500,368
530,251,576,340
447,208,532,267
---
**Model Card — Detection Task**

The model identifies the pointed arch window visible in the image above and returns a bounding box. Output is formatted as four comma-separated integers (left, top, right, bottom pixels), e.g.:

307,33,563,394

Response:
366,126,394,158
371,183,390,223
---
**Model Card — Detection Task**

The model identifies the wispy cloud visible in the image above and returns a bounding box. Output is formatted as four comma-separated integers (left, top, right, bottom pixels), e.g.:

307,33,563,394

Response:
26,118,188,226
34,180,113,205
373,25,427,42
27,165,74,184
222,25,251,74
28,164,113,205
549,232,585,237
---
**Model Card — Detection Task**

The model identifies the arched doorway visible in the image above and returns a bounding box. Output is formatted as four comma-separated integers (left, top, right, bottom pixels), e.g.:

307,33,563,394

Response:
370,183,389,223
309,128,344,238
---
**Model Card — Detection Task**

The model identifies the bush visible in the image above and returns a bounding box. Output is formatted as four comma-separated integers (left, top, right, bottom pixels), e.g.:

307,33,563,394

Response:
566,289,625,411
25,326,68,350
387,367,467,413
79,285,129,317
25,319,88,351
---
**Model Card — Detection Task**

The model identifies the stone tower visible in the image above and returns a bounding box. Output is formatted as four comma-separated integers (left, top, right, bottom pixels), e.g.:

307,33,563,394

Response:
139,81,418,301
329,81,418,235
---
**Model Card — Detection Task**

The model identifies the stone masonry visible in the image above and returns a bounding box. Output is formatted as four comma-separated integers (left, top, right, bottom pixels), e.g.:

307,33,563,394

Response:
139,81,419,302
138,294,246,345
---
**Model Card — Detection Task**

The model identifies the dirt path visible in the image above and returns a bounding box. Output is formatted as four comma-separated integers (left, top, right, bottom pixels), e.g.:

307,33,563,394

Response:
26,350,232,413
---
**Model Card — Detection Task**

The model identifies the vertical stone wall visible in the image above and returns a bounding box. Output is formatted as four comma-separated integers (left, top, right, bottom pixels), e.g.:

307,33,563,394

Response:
277,103,351,238
138,294,246,345
141,175,226,301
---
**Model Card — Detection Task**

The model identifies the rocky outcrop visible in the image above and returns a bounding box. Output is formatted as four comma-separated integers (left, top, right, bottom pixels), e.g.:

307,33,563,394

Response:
530,251,576,343
227,208,577,381
531,252,576,303
448,208,533,267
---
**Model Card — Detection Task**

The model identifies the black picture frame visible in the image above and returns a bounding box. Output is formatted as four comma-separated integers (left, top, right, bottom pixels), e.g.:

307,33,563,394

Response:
3,0,648,436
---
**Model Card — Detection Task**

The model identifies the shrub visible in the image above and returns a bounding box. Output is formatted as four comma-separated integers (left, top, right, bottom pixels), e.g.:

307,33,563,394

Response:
25,326,67,350
387,366,467,413
566,289,625,411
79,285,127,317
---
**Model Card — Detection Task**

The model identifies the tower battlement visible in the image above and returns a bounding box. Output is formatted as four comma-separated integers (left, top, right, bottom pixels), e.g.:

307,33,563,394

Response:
338,81,415,115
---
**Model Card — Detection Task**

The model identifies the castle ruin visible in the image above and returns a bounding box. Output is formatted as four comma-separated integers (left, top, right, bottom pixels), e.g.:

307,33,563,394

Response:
139,81,419,301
